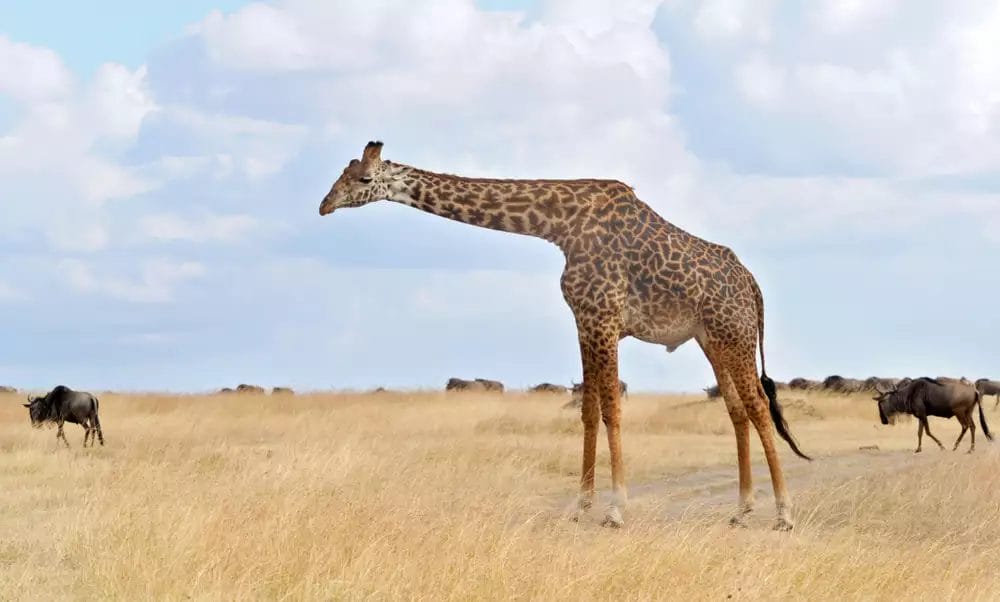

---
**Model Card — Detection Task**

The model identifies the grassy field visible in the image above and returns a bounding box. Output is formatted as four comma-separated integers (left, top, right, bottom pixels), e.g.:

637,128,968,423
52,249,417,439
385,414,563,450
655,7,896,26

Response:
1,388,999,600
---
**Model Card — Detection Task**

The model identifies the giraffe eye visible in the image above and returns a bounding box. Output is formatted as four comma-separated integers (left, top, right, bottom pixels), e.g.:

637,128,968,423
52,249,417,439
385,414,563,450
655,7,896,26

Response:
359,176,372,184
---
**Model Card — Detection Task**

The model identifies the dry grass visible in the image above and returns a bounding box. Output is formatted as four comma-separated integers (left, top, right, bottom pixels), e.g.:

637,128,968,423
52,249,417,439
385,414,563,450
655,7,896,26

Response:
1,389,999,600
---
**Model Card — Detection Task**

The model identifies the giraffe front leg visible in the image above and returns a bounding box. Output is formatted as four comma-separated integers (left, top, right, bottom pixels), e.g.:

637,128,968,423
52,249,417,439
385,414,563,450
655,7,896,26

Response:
573,328,627,528
598,351,627,529
572,341,601,522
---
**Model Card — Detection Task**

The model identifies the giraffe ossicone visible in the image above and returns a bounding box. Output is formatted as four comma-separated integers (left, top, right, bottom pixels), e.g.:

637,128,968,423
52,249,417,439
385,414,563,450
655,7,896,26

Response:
320,141,811,530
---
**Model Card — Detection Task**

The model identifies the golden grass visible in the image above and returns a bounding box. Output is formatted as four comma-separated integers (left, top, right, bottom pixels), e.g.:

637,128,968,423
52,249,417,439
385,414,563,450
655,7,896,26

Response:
1,390,998,600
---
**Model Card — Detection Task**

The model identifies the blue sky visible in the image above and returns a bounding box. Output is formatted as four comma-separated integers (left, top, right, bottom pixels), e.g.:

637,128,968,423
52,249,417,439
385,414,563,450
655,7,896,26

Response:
1,0,999,393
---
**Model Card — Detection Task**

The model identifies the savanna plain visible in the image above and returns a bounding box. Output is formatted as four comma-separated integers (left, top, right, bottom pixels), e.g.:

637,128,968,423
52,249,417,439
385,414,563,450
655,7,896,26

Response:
1,389,999,601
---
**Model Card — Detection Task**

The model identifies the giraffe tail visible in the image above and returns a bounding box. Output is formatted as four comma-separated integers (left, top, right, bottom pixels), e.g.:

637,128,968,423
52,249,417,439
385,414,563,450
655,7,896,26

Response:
762,375,812,461
753,278,812,461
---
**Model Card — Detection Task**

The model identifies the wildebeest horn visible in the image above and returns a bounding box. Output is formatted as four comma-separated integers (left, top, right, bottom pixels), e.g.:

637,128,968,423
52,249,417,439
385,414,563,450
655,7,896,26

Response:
22,403,30,408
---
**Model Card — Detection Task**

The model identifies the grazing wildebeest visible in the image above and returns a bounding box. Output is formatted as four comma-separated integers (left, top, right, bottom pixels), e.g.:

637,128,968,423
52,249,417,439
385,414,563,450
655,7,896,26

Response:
23,385,104,448
788,378,820,391
863,377,899,392
531,383,569,394
236,384,266,394
823,375,865,394
704,384,722,399
446,378,479,391
874,377,992,453
446,378,504,392
272,387,295,395
975,379,1000,408
218,387,236,394
474,378,505,393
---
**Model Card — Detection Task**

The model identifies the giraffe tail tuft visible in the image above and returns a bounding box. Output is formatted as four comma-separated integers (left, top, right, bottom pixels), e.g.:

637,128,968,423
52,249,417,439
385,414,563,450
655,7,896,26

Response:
762,373,812,461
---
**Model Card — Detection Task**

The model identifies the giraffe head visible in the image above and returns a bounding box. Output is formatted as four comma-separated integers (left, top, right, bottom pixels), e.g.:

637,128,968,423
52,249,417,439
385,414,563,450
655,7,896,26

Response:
319,141,394,215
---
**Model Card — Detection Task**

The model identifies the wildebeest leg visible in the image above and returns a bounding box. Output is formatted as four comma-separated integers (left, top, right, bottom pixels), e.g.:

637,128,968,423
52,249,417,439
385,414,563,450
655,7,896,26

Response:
915,421,924,453
83,424,92,447
953,421,968,451
921,419,944,450
56,420,70,448
967,411,976,453
94,416,104,446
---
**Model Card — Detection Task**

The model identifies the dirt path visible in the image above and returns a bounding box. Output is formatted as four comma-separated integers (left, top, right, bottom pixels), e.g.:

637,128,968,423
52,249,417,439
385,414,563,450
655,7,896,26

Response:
559,446,943,526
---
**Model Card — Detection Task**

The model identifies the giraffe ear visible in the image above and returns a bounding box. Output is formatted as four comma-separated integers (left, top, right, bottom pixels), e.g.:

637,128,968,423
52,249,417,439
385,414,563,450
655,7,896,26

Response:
362,141,383,164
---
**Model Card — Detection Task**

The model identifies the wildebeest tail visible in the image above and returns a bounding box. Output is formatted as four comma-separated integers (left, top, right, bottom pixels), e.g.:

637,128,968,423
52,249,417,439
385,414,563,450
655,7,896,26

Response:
92,395,102,428
753,278,811,461
977,391,993,441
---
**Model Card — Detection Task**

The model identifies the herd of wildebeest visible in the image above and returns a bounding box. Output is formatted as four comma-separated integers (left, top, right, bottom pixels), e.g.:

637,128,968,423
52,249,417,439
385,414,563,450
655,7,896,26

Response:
5,375,999,452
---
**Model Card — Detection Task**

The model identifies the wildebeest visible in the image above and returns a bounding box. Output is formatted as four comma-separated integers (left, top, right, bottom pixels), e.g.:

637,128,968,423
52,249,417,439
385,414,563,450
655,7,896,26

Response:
874,377,992,453
936,376,971,384
23,385,104,448
566,380,628,409
272,387,295,395
530,383,569,394
823,375,866,394
975,378,1000,408
236,384,266,394
863,377,899,392
788,378,821,391
475,378,505,392
445,378,505,393
572,380,627,398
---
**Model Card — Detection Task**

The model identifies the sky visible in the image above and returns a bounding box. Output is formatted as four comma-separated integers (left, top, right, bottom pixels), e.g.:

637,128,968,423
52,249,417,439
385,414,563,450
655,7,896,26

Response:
1,0,999,393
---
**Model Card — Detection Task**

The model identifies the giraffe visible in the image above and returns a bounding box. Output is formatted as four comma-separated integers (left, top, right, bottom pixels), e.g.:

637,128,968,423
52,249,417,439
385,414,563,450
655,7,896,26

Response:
319,141,811,530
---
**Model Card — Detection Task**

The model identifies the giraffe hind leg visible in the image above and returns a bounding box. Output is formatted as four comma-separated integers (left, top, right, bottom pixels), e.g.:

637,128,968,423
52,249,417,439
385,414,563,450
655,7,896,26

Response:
728,353,794,531
700,341,754,527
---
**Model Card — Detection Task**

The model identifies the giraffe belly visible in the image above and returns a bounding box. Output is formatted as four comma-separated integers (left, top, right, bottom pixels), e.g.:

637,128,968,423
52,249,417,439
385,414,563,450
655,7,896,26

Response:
622,304,700,352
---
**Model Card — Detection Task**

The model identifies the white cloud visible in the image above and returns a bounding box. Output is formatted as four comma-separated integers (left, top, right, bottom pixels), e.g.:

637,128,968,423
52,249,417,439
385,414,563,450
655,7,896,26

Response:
59,259,206,303
812,0,902,33
138,213,261,244
197,4,312,71
735,53,786,107
714,2,1000,177
86,64,159,142
690,0,774,42
147,107,307,180
694,170,1000,246
0,35,74,102
45,217,110,253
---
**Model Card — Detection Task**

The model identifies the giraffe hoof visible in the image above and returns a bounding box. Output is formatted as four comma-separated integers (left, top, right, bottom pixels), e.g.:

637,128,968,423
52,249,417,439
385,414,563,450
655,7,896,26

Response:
728,515,749,529
601,507,624,529
773,518,794,532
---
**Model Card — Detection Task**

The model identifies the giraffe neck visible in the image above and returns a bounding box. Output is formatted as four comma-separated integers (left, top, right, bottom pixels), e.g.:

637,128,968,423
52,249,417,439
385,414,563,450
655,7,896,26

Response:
384,163,595,247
